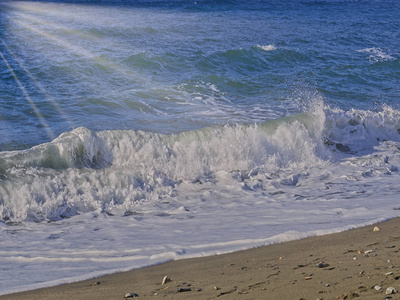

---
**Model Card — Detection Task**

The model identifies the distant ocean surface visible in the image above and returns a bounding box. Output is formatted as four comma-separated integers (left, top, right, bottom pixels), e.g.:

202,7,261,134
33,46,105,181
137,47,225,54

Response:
1,0,400,294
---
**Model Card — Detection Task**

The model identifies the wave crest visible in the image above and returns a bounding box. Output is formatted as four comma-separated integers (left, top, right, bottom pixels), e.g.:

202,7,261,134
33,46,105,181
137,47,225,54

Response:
1,103,400,222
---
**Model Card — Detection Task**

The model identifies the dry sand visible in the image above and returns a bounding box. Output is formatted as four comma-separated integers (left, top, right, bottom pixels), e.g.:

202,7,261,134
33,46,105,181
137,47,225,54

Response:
2,217,400,300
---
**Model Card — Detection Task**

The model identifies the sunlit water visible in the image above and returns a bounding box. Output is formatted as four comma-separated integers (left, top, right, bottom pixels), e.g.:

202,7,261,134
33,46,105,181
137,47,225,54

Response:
1,0,400,294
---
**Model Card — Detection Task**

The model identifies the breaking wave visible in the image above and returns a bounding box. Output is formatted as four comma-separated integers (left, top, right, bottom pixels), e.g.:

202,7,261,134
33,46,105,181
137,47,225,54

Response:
1,102,400,222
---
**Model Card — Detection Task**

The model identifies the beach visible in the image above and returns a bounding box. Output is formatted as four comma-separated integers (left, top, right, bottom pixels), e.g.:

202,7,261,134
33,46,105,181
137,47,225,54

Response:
1,0,400,296
2,217,400,300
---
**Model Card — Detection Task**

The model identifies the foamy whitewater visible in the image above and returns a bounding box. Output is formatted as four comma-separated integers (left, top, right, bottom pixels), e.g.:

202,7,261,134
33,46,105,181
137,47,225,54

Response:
1,0,400,295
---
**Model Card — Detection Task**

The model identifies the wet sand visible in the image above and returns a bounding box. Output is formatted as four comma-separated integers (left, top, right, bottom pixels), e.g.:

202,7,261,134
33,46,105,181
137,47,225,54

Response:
2,217,400,300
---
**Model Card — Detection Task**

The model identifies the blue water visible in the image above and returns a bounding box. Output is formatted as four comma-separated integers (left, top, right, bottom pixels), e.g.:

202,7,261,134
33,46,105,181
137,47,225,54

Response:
1,0,400,294
1,0,399,151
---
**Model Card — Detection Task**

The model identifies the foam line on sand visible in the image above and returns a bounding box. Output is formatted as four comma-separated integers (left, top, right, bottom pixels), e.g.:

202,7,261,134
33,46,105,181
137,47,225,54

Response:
1,217,400,299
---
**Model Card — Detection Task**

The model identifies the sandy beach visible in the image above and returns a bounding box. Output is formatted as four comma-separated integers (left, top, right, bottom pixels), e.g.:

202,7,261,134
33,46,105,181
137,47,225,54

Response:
2,217,400,300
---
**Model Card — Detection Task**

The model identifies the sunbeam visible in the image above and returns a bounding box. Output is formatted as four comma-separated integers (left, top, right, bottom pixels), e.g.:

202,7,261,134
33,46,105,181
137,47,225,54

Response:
0,49,55,140
8,9,105,44
8,14,147,87
4,1,111,26
0,38,75,130
2,0,176,123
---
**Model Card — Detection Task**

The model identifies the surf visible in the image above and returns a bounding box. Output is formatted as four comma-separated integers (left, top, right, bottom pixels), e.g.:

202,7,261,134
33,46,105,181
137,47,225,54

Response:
1,103,399,223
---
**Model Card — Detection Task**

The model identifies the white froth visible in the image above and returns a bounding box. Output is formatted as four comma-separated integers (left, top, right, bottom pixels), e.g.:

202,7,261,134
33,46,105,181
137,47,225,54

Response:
357,47,396,62
257,44,277,51
1,104,400,294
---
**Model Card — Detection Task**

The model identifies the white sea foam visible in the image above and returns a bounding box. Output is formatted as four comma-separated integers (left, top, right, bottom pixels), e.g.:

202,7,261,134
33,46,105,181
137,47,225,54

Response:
1,104,400,294
357,47,396,62
257,44,277,51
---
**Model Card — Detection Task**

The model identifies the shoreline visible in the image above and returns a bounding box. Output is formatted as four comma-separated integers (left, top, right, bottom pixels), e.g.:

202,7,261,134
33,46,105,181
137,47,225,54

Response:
2,217,400,299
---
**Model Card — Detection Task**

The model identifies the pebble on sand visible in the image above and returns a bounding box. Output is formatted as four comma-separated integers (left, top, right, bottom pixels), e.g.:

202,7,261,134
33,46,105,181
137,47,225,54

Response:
385,272,393,276
177,287,191,293
162,276,172,285
316,262,329,268
124,292,139,298
386,287,398,295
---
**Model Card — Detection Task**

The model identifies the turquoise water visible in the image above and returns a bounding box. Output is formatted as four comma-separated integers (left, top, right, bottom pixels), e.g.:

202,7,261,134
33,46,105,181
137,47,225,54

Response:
1,0,400,294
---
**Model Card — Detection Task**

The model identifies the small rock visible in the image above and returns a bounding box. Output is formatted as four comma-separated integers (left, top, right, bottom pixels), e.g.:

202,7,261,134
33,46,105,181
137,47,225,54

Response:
304,276,312,280
325,283,330,287
336,143,351,152
373,226,380,231
385,272,393,276
177,287,191,293
162,276,171,285
359,270,364,275
375,285,382,291
124,292,139,298
389,265,394,268
214,286,220,290
364,250,373,254
350,292,360,298
386,287,398,295
92,281,101,286
317,262,329,268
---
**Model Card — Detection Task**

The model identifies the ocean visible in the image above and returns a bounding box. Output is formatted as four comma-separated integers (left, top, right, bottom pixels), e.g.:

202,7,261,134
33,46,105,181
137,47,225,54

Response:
0,0,399,294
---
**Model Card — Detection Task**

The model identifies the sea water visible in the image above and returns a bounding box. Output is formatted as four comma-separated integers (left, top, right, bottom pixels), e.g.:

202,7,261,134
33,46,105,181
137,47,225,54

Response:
0,0,400,294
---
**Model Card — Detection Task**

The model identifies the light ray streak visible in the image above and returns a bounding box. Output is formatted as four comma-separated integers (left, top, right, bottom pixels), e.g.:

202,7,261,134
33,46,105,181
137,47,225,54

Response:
0,49,55,140
7,1,101,25
10,11,104,43
10,10,141,62
12,18,99,60
0,38,74,129
11,17,147,86
6,1,128,29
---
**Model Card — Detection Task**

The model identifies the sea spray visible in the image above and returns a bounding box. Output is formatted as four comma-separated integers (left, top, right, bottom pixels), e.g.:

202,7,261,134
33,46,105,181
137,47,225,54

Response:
324,104,400,154
0,103,328,222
